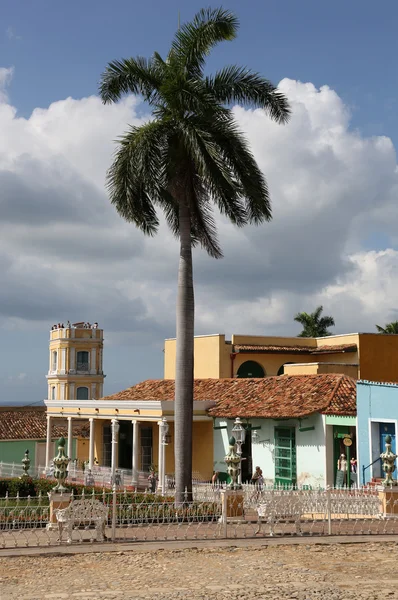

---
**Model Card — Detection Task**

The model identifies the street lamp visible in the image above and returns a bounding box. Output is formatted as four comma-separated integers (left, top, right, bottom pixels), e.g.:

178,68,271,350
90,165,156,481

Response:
111,419,120,487
232,417,246,485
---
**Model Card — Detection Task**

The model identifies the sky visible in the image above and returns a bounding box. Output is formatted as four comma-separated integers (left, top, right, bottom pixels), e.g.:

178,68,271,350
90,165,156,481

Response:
2,0,398,404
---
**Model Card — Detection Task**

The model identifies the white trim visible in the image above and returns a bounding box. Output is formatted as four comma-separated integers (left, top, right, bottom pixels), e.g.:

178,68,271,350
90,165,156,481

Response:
44,399,215,411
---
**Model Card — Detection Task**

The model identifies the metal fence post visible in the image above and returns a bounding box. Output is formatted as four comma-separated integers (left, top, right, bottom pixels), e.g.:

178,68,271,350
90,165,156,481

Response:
111,484,117,542
222,490,228,539
327,487,332,535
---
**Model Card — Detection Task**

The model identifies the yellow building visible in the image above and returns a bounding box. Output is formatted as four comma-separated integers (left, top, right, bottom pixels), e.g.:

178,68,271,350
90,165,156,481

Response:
45,322,105,470
45,323,213,488
164,332,398,383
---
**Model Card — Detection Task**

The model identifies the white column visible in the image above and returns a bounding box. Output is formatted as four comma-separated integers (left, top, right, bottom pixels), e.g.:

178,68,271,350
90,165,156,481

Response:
60,383,65,401
89,418,95,470
45,416,52,471
61,348,66,374
111,419,120,485
157,420,163,492
157,418,168,495
69,383,75,399
67,417,73,461
70,347,76,373
90,348,96,374
132,420,139,488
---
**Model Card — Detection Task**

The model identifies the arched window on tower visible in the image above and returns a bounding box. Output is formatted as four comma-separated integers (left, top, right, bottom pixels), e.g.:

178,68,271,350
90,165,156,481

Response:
52,351,57,372
76,386,89,400
277,362,295,376
76,351,89,372
51,386,56,400
236,361,265,378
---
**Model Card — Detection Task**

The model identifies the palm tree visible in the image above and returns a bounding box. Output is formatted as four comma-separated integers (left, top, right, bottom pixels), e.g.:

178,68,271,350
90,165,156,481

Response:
294,306,335,338
376,321,398,334
99,7,290,503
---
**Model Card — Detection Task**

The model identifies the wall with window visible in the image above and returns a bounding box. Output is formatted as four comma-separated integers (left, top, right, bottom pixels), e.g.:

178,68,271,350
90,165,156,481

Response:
213,414,326,487
357,380,398,484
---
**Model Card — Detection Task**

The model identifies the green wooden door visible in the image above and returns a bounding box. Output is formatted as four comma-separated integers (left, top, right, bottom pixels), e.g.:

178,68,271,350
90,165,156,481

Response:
274,427,297,487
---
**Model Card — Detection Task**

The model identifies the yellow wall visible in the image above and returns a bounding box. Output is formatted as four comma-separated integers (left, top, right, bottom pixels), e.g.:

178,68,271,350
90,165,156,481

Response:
165,333,362,380
315,333,359,348
358,333,398,383
231,334,317,347
164,335,225,379
76,437,89,463
232,352,313,377
93,420,103,464
284,362,359,378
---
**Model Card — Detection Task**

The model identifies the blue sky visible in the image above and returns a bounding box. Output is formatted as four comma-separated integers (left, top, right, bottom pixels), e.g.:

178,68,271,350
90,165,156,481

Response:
3,0,398,143
1,0,398,405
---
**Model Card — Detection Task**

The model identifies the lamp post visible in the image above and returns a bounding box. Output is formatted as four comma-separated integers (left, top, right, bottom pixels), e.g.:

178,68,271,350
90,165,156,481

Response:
111,419,120,487
158,418,169,495
231,417,246,486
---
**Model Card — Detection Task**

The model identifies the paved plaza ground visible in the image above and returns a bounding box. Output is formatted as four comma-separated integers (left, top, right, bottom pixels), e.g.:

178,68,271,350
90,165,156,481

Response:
1,539,398,600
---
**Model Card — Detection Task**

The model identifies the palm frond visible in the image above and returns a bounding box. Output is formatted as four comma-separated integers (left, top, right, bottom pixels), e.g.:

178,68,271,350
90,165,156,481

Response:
206,65,290,124
106,120,172,234
202,114,271,224
169,8,238,76
99,57,163,104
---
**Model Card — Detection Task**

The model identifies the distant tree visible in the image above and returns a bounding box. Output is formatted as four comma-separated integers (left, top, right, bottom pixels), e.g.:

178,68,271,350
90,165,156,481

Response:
294,306,335,338
375,321,398,334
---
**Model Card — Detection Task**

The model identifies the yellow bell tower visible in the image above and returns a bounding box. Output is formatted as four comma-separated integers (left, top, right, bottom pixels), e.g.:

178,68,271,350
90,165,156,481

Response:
46,321,105,401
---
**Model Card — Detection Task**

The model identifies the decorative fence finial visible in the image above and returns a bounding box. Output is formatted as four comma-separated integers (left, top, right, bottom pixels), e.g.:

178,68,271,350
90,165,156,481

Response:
53,436,70,492
381,434,397,486
21,449,30,478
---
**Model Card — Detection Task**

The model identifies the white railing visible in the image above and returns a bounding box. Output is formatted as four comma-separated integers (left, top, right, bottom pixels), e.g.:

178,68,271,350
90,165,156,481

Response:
0,486,396,550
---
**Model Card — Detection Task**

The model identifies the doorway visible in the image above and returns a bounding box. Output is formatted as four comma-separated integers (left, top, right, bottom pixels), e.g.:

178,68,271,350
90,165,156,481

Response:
274,427,296,486
140,426,153,472
380,423,396,455
241,429,252,482
333,425,357,487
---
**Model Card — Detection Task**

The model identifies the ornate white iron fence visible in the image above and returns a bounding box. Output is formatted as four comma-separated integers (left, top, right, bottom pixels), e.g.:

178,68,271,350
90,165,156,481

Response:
0,486,397,549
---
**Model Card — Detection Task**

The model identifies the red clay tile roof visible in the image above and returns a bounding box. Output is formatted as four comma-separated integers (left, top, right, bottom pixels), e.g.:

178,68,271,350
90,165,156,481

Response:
102,374,356,418
234,343,357,354
0,407,67,441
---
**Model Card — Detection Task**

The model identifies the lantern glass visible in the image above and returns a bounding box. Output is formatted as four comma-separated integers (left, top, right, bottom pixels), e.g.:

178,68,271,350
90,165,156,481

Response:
232,417,246,444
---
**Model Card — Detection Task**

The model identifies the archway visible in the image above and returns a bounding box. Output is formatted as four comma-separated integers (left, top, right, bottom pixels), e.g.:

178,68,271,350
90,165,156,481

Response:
237,360,265,378
277,362,295,376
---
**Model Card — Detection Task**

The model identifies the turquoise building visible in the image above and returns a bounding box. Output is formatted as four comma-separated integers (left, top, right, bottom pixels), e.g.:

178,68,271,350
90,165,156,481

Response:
357,380,398,485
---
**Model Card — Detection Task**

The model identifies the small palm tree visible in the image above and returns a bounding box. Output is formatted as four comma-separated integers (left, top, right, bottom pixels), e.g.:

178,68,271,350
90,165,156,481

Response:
376,321,398,334
99,7,290,503
294,306,335,338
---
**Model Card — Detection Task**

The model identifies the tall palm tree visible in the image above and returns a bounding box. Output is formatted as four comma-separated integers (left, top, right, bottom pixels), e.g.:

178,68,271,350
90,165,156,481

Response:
376,321,398,334
294,306,335,338
99,7,290,503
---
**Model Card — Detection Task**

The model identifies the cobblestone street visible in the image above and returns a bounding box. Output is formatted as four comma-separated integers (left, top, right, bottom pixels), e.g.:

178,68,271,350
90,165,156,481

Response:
1,541,397,600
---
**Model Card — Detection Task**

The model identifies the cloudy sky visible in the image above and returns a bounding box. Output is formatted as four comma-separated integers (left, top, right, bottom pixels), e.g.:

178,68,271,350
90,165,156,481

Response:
2,0,398,404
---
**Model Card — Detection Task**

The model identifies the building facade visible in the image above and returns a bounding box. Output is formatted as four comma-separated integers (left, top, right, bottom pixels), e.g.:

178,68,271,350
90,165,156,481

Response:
164,332,398,383
357,380,398,485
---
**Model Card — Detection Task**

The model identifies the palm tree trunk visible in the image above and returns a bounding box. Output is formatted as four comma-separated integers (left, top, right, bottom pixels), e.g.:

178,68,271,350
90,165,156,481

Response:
174,198,194,505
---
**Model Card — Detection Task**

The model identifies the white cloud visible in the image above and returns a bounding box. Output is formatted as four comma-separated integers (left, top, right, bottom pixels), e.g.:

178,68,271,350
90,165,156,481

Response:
0,72,398,344
6,27,21,41
0,67,14,102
